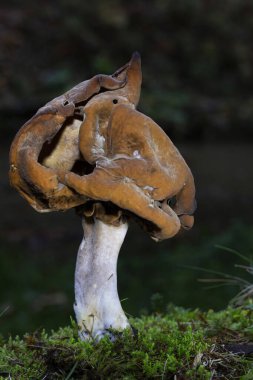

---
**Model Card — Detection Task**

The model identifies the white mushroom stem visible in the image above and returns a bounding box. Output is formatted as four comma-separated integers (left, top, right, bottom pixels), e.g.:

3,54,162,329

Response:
74,217,130,341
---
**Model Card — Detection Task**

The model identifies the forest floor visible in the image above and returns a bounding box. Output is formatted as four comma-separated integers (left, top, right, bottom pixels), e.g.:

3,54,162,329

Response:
0,305,252,379
1,142,253,378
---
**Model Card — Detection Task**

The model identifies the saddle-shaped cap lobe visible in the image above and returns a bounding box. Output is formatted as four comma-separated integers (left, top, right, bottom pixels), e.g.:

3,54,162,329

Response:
9,52,195,240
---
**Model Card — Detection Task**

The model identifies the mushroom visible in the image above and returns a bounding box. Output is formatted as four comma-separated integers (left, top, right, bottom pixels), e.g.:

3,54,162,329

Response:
9,53,196,341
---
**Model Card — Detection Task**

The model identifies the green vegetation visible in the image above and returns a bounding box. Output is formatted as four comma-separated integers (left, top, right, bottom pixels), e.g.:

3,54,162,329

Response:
0,305,252,379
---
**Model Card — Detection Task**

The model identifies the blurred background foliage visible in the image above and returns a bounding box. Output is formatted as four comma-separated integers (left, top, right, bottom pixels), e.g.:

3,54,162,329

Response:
0,0,253,336
1,0,253,140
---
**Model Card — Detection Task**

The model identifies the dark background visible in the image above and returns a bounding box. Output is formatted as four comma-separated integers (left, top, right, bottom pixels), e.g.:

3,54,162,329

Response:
1,0,253,336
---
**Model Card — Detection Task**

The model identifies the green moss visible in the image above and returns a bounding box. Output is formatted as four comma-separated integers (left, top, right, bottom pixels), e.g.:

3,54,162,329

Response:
0,305,252,379
0,336,46,379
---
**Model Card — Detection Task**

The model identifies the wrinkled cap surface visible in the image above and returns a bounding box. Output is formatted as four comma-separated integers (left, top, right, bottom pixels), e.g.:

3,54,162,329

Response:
9,52,196,241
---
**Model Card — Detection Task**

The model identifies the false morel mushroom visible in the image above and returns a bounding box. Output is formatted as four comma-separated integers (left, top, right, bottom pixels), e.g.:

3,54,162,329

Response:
9,53,196,341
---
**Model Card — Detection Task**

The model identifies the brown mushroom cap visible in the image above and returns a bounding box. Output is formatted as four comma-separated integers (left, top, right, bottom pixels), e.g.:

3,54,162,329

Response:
9,52,196,241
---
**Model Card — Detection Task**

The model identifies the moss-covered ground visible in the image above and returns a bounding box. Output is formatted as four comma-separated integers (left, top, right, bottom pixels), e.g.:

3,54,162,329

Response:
0,305,252,379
